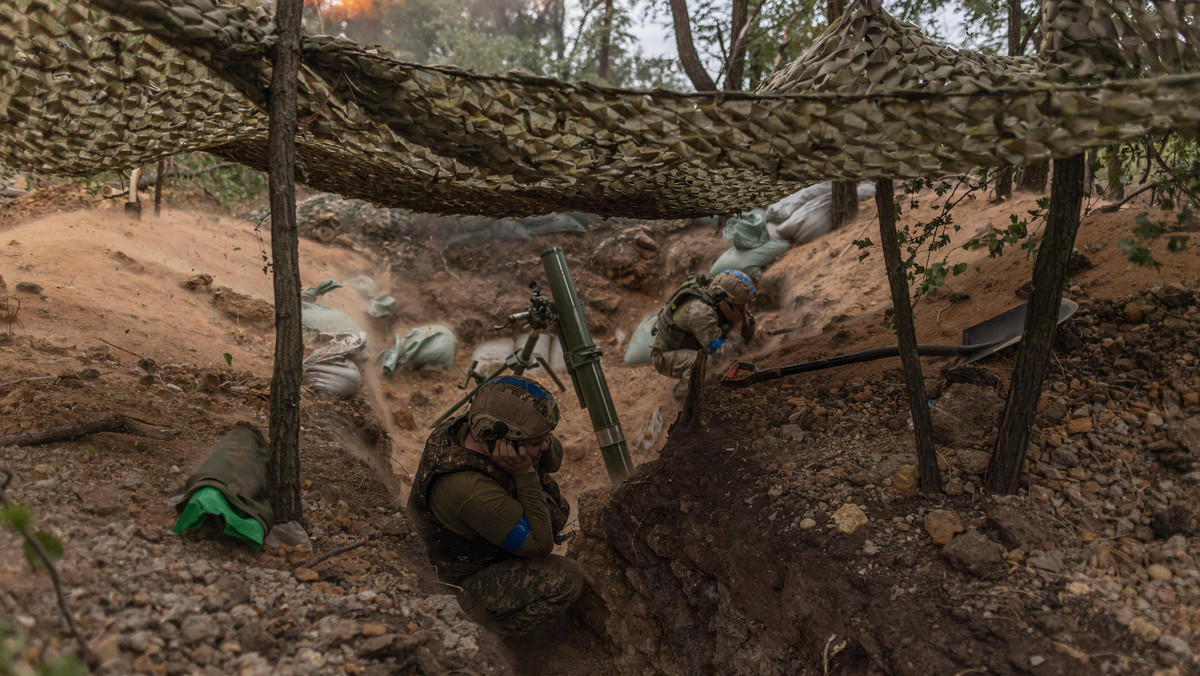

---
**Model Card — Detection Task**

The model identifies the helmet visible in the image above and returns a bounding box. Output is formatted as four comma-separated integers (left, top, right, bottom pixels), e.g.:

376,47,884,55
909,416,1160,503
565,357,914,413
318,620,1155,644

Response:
467,376,560,442
707,269,757,306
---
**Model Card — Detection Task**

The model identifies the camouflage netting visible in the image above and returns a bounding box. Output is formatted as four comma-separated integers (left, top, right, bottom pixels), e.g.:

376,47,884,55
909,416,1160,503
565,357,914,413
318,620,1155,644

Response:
0,0,1198,218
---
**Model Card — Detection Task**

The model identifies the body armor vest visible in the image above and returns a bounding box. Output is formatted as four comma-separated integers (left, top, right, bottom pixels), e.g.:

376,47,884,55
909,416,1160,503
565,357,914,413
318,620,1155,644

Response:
650,276,730,351
408,417,570,574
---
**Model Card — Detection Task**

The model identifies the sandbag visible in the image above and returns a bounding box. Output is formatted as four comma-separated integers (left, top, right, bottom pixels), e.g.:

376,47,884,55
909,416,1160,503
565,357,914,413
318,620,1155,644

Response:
300,279,364,337
765,182,830,225
774,182,877,245
708,237,789,279
174,424,273,547
380,325,457,375
303,333,367,398
623,313,658,365
346,275,396,318
722,210,769,250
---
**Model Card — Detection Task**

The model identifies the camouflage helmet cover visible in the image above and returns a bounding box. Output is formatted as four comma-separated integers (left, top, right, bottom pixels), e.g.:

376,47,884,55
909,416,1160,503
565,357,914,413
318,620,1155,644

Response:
467,376,560,441
707,269,757,306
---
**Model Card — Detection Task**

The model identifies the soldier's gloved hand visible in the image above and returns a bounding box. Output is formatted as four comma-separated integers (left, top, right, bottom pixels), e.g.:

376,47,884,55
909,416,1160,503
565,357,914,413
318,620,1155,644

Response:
490,438,536,475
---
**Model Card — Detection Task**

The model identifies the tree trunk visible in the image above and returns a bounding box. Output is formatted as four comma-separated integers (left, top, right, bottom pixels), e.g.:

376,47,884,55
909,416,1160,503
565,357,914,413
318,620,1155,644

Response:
994,167,1014,202
553,0,567,80
831,180,859,229
994,0,1023,202
725,0,748,91
827,0,845,20
668,0,717,92
598,0,612,81
1018,161,1049,192
985,154,1085,495
1105,146,1125,200
154,158,165,216
876,179,941,493
268,0,304,524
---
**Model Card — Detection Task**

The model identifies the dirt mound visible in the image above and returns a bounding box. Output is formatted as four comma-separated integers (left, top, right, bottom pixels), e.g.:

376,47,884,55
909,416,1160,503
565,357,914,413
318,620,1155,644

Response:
571,284,1200,674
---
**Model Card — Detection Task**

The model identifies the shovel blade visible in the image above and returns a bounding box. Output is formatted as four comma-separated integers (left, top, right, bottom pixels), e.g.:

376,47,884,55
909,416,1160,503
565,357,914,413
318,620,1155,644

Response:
960,298,1079,363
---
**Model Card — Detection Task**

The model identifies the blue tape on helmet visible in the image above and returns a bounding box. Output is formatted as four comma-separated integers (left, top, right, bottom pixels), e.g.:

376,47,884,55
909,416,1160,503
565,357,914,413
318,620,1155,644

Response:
486,376,549,400
720,269,757,296
707,337,726,352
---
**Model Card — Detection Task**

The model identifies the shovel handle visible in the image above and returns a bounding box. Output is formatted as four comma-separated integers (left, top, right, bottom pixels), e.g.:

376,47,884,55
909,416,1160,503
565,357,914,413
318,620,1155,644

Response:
721,344,979,389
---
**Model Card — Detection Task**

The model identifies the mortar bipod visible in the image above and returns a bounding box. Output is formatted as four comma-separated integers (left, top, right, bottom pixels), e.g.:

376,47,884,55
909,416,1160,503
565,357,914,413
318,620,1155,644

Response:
433,331,568,428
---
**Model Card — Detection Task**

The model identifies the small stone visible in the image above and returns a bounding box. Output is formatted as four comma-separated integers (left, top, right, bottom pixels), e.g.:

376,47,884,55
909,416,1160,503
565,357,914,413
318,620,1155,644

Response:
890,465,919,495
179,615,219,645
1147,564,1173,581
1129,617,1162,643
895,522,911,532
298,648,326,669
1183,392,1199,407
955,450,991,475
294,568,319,582
798,518,816,530
93,635,121,663
831,504,868,534
1066,581,1091,595
1159,635,1192,657
924,509,964,546
361,623,387,636
1067,418,1093,435
1030,655,1045,667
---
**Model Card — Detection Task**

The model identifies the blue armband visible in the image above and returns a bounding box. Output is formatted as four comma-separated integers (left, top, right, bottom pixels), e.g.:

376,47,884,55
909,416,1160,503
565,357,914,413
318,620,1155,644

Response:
707,337,726,352
499,516,531,552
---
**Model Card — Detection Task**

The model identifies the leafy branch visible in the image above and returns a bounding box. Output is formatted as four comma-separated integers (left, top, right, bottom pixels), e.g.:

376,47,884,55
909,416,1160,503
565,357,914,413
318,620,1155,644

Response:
0,467,93,666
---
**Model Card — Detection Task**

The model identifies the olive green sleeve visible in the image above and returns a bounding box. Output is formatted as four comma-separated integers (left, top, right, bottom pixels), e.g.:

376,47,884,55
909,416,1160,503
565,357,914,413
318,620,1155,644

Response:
540,435,564,473
428,471,555,557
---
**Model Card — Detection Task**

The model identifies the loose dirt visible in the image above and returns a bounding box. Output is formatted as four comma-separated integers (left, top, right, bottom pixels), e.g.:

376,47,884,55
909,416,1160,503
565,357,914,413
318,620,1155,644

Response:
1,183,1198,675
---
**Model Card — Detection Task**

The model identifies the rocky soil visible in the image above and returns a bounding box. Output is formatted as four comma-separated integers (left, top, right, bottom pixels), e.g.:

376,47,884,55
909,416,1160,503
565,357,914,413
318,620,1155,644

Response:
572,284,1200,675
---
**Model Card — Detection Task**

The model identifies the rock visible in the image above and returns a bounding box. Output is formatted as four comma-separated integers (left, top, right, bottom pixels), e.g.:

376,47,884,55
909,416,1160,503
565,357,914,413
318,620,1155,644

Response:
955,450,991,475
361,634,399,656
361,623,387,636
93,634,122,663
211,286,274,329
987,505,1050,550
183,273,214,290
941,531,1006,579
924,510,964,546
831,504,868,534
930,383,1003,445
1123,302,1153,323
890,466,919,495
1067,418,1093,435
180,615,219,645
294,568,319,582
15,281,42,294
1158,635,1192,657
73,484,124,516
1027,550,1064,573
1050,446,1080,467
1129,617,1162,643
392,407,417,431
1147,564,1173,581
798,518,816,530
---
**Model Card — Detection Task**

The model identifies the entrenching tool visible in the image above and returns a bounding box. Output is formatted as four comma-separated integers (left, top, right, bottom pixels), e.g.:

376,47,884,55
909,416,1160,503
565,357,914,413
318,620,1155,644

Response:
720,299,1079,389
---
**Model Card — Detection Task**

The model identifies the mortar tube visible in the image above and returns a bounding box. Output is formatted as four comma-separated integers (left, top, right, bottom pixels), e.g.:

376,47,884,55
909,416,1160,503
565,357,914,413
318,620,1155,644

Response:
540,247,635,484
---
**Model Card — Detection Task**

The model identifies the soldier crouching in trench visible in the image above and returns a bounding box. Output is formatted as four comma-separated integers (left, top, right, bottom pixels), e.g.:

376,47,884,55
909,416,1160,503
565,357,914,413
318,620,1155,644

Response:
407,375,581,636
649,269,758,396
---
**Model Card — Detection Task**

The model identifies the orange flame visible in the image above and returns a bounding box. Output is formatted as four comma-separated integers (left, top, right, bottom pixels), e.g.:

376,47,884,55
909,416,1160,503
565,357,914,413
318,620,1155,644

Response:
305,0,377,19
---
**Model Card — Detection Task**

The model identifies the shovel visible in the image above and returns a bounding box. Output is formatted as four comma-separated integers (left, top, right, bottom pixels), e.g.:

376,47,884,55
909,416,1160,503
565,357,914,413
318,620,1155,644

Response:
720,299,1078,389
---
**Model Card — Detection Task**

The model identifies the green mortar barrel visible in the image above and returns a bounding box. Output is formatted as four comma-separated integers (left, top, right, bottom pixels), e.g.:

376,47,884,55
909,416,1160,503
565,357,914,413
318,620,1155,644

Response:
540,247,634,483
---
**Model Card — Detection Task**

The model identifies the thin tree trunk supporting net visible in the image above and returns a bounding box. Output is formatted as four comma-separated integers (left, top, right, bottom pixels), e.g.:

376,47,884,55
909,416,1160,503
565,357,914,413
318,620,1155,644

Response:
1,0,1197,218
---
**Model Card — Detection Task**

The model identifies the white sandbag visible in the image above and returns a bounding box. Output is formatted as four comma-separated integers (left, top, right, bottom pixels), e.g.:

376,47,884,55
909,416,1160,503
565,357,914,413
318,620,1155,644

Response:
302,332,368,398
380,325,457,375
708,237,790,279
471,339,515,376
765,182,831,225
774,182,878,245
303,360,362,399
623,313,658,365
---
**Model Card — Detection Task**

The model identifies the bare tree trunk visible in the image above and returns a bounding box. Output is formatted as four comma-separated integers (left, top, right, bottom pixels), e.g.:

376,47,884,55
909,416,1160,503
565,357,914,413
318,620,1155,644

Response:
268,0,304,524
1105,146,1125,200
1018,161,1050,192
831,180,859,229
985,154,1085,495
598,0,612,81
995,0,1024,202
553,0,567,79
668,0,717,92
876,179,941,493
725,0,748,91
154,158,165,216
994,167,1014,202
826,0,857,227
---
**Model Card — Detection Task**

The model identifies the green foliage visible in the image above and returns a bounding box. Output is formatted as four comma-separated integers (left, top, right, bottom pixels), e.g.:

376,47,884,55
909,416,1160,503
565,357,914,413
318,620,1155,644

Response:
1116,212,1192,270
2,501,65,569
223,353,234,367
174,154,267,208
23,532,65,569
963,198,1045,259
0,619,84,676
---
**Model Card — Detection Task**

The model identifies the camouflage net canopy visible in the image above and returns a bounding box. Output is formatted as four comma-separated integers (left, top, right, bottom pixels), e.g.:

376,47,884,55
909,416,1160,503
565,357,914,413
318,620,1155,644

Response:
1,0,1198,218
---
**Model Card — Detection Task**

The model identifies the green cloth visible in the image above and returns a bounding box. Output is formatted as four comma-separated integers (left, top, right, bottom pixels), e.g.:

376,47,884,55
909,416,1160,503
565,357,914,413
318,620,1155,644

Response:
175,425,275,546
173,486,266,549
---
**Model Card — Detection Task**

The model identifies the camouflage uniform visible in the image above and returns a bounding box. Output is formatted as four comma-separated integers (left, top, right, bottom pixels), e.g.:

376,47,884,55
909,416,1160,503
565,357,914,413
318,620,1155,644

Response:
407,380,581,636
650,272,756,390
